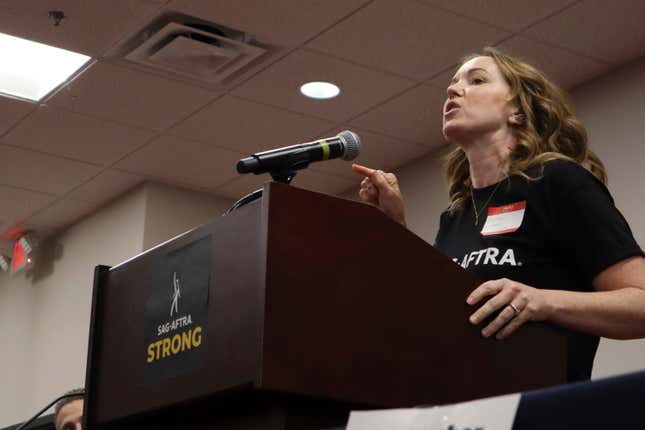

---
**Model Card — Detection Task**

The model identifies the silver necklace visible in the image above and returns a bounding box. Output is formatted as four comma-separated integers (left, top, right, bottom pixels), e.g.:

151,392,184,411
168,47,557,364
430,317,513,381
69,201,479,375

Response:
470,180,503,226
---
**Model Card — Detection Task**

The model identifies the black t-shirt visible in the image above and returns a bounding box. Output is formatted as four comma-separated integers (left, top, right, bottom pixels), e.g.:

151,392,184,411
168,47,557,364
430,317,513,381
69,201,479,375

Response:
434,159,644,382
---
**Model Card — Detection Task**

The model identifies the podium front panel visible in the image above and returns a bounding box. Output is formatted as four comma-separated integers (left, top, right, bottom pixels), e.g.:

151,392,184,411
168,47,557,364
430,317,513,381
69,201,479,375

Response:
85,200,266,426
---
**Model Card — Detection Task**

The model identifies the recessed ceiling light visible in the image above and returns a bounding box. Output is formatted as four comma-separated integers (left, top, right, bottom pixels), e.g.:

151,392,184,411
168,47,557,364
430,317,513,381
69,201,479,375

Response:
300,81,341,100
0,32,91,102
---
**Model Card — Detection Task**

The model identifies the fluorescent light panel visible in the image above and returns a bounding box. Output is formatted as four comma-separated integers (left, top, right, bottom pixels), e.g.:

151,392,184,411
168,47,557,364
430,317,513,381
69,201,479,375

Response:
0,32,91,102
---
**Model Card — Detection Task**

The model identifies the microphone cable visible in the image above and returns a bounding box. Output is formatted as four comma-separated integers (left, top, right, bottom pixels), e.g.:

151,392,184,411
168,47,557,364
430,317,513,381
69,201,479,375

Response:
15,390,86,430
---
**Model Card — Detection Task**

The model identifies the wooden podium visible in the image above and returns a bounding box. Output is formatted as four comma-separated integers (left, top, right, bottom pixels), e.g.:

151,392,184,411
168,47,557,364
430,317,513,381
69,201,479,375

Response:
83,182,566,430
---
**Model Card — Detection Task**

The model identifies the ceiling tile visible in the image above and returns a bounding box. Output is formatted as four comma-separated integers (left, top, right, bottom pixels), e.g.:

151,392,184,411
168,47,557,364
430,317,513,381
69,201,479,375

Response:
169,95,335,154
66,170,144,205
232,49,414,122
421,0,577,32
524,0,645,63
351,84,446,146
167,0,372,46
307,0,510,80
215,168,358,200
497,36,611,89
428,66,462,90
0,144,101,195
25,198,99,233
0,185,56,228
213,174,268,201
0,0,167,56
0,96,34,137
428,35,614,91
115,135,244,189
312,128,431,179
4,107,155,165
46,61,217,131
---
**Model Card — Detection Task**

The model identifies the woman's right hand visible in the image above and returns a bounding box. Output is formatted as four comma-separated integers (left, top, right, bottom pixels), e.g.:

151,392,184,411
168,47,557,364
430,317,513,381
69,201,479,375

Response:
352,164,406,226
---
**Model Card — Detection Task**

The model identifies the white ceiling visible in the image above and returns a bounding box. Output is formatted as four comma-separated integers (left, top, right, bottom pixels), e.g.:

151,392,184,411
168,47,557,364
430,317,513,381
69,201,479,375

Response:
0,0,643,243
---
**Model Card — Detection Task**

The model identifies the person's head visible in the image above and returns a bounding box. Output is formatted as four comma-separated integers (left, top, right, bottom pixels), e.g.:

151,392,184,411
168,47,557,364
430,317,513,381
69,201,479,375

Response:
54,388,84,430
442,47,607,211
442,54,521,146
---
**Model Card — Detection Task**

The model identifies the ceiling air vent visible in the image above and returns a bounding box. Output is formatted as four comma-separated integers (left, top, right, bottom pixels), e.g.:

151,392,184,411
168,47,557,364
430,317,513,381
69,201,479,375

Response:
122,14,267,86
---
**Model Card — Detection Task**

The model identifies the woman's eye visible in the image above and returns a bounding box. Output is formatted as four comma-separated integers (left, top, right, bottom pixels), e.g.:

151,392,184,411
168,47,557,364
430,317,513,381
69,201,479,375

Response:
471,78,484,84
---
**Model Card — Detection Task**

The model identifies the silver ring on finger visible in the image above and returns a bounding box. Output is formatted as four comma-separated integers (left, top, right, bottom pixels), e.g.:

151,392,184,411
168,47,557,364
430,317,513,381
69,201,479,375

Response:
508,303,521,316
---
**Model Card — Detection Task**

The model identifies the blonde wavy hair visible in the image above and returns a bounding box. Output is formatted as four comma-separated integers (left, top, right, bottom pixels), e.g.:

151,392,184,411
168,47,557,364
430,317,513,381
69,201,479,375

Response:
444,47,607,212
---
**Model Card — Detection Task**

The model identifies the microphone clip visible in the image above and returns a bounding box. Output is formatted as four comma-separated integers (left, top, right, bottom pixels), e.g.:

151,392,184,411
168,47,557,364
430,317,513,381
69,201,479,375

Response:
269,169,297,184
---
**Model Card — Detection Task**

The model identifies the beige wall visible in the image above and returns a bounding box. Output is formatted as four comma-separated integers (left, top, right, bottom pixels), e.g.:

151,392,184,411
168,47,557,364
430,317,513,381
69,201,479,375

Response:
394,150,450,244
142,183,233,250
26,187,148,413
0,186,147,427
0,183,232,428
0,269,36,428
573,57,645,245
392,56,645,380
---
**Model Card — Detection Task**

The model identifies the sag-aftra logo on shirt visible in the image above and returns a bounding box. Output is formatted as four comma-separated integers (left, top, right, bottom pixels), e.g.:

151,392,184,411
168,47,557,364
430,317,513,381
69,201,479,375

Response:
453,247,521,269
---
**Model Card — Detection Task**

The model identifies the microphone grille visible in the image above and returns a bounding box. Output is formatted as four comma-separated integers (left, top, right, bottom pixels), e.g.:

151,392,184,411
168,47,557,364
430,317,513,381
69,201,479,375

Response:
338,130,361,161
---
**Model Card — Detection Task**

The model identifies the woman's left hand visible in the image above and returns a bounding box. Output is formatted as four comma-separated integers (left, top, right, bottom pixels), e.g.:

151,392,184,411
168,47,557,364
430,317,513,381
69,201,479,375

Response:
467,278,554,340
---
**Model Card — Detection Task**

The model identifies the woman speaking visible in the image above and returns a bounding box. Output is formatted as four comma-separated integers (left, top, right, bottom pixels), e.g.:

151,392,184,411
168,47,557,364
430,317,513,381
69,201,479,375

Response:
352,47,645,382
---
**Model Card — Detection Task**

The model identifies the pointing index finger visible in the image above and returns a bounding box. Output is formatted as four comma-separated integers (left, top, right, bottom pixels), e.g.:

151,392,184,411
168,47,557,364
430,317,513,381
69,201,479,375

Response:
351,163,375,177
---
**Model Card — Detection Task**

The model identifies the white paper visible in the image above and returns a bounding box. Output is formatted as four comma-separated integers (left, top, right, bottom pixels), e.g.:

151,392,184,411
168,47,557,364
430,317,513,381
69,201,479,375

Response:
346,408,423,430
347,393,521,430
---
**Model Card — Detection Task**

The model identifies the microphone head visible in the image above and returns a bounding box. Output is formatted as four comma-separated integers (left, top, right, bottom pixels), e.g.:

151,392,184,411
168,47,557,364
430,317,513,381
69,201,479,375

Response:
338,130,361,161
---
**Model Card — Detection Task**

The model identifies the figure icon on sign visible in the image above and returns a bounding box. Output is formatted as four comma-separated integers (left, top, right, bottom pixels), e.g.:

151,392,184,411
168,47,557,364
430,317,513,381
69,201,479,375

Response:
171,271,181,317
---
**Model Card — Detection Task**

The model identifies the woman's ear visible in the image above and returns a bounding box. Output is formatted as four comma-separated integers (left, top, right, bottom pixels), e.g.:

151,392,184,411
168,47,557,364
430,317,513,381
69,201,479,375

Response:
509,112,524,126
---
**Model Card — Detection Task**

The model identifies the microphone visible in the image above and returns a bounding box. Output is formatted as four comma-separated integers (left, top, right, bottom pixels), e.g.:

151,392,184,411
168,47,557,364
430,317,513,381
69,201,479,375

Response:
236,130,361,175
